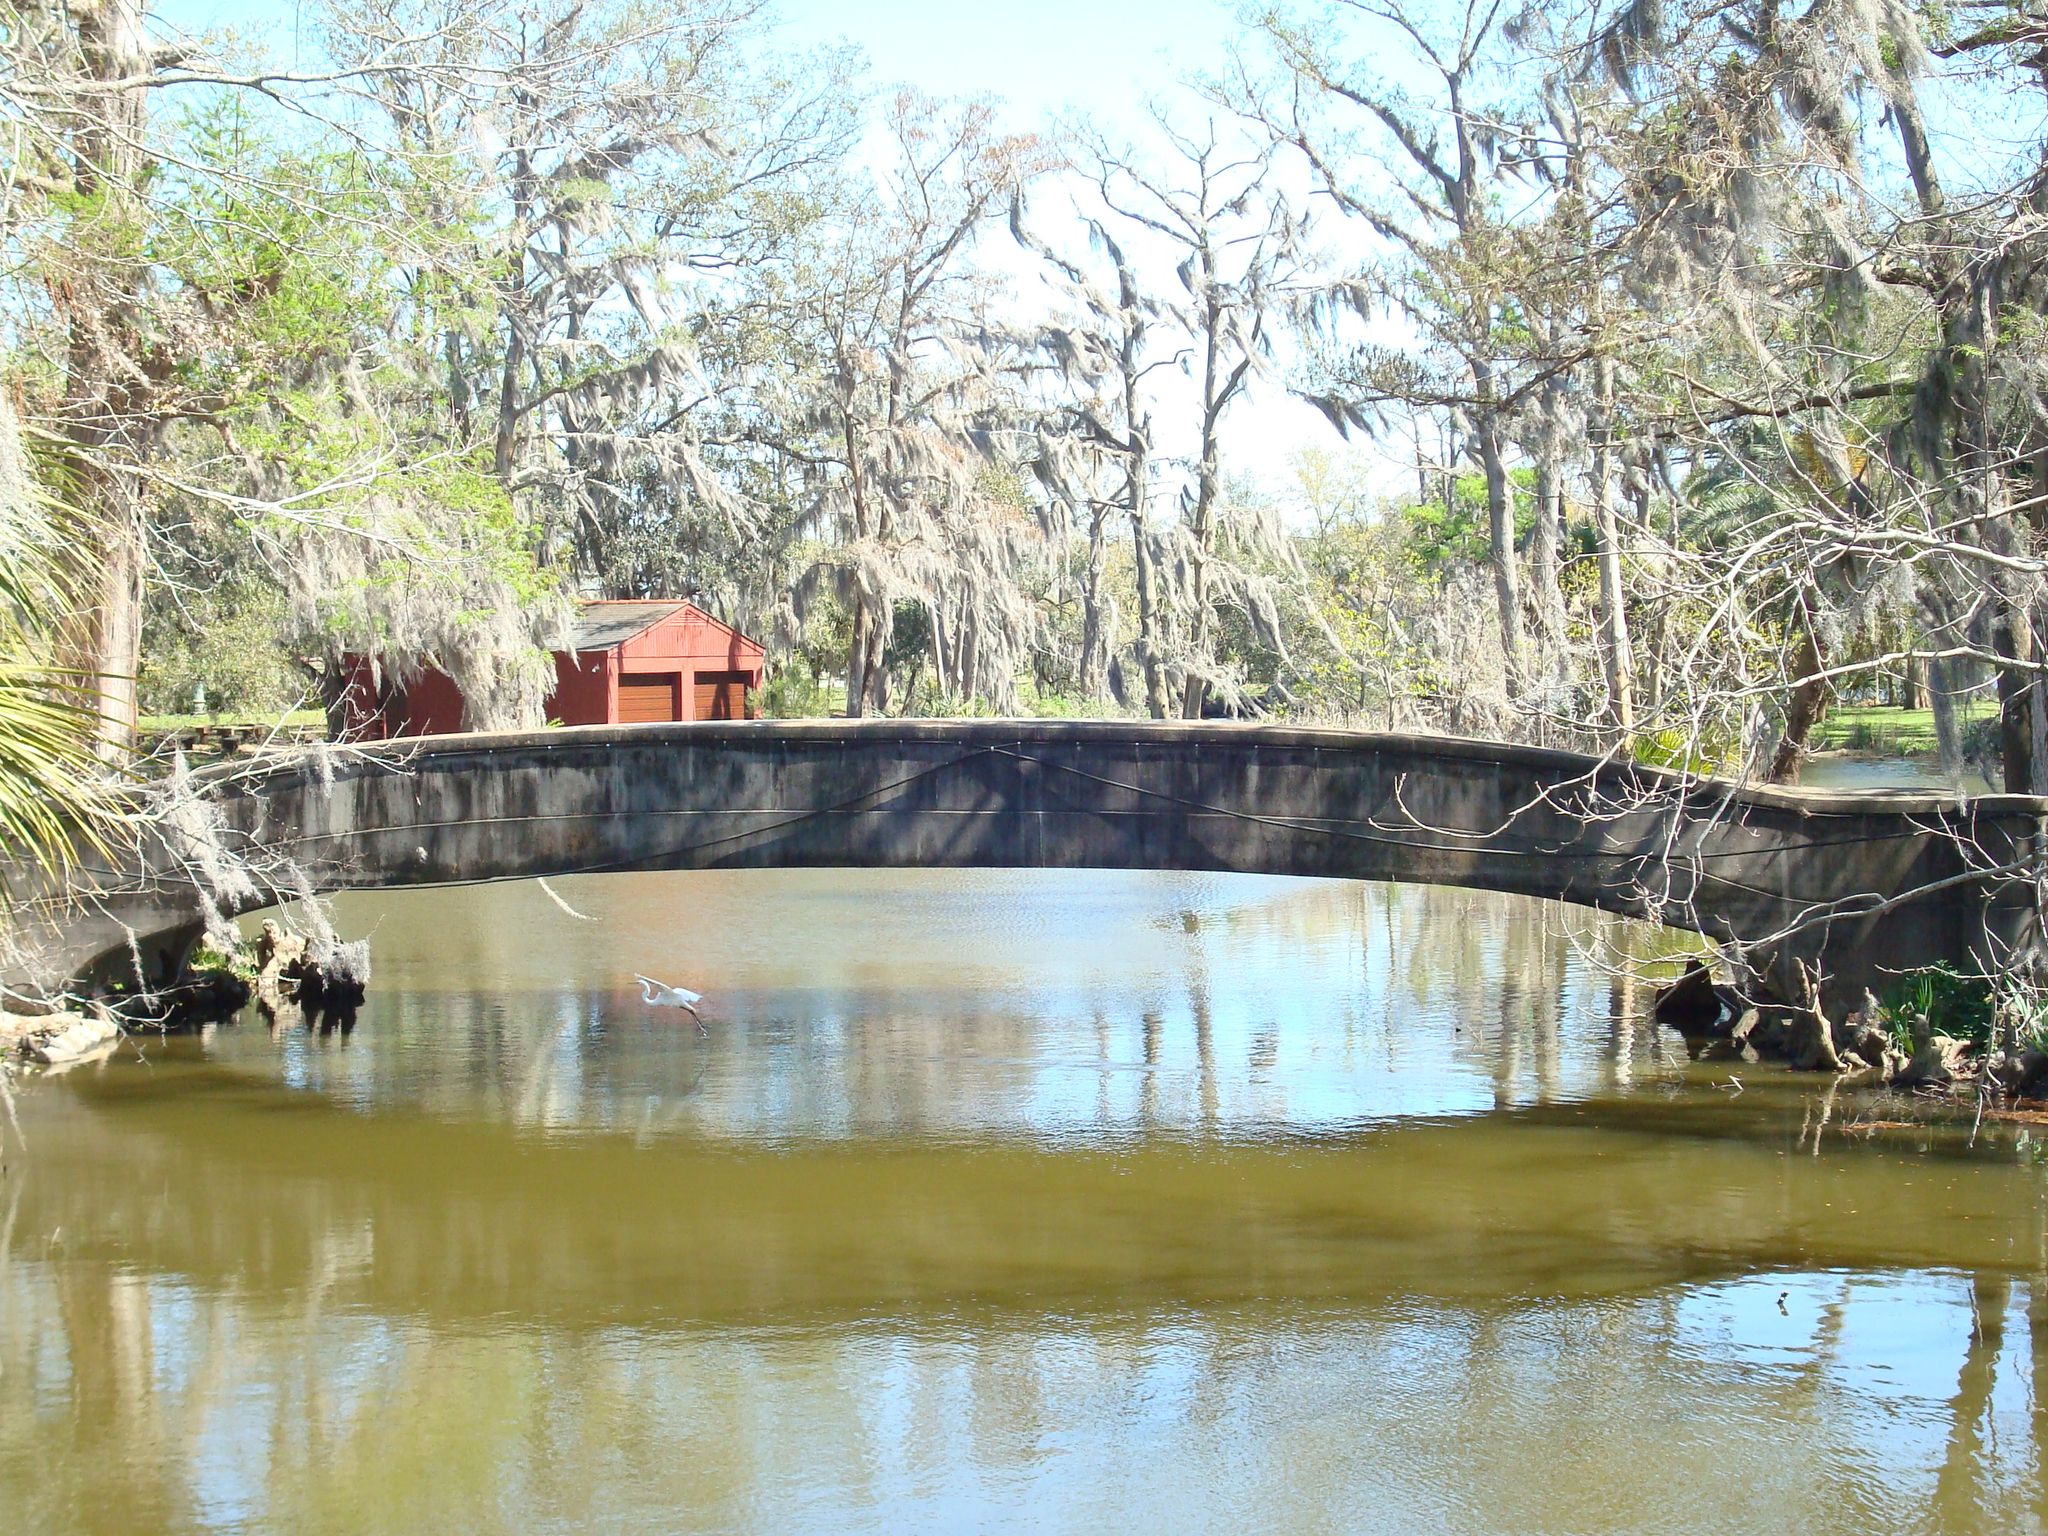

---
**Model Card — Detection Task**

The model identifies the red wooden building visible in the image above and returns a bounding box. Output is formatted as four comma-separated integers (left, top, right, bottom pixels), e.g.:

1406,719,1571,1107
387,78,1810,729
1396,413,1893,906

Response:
340,600,766,738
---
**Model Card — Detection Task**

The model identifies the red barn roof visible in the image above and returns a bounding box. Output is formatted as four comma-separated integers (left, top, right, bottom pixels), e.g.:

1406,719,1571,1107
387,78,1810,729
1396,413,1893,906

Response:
566,600,709,651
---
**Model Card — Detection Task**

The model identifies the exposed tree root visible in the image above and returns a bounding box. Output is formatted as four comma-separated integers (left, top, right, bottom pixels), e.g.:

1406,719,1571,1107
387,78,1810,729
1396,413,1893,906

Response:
1653,953,2048,1104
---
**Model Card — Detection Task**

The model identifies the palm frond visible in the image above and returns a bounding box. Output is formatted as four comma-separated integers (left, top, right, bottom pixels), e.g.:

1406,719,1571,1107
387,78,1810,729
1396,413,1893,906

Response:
0,403,114,909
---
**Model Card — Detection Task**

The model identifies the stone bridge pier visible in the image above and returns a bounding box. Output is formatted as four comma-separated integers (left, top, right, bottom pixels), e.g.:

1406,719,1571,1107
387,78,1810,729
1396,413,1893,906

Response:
9,720,2045,1010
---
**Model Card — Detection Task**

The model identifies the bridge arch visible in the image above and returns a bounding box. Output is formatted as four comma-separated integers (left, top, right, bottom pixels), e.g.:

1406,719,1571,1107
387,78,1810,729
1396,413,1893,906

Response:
16,720,2045,1007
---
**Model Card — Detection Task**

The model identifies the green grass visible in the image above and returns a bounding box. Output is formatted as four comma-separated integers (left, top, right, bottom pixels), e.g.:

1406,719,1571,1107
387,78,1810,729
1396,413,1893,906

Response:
1812,703,1991,756
139,709,325,733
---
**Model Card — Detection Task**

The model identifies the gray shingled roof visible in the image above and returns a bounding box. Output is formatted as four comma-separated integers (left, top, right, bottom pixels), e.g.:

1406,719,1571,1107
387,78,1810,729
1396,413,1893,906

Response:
564,601,691,652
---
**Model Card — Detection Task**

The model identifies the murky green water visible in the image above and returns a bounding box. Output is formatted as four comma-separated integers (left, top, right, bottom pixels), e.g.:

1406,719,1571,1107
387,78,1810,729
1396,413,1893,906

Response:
4,869,2048,1534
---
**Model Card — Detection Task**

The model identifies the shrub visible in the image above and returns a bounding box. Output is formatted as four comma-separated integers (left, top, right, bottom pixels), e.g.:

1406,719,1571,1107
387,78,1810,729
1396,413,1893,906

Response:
1878,965,1996,1052
1875,964,2048,1055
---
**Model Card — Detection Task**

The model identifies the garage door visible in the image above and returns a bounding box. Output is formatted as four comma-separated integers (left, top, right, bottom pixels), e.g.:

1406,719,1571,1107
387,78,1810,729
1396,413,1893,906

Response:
693,671,750,721
618,673,678,724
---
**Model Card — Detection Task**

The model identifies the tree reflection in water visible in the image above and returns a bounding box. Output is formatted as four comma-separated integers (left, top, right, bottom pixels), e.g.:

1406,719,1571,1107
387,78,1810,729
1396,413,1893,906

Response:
11,1257,2048,1534
1,869,2042,1534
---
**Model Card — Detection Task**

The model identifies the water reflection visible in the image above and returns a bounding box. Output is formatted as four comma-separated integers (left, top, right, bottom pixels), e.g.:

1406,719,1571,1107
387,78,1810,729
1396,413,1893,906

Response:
10,1261,2048,1534
207,871,1695,1140
1798,753,1999,792
2,870,2045,1534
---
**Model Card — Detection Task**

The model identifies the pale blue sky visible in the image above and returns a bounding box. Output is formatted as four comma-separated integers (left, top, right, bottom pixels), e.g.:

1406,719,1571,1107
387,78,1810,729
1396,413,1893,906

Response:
764,1,1345,487
774,0,1241,122
165,0,1244,113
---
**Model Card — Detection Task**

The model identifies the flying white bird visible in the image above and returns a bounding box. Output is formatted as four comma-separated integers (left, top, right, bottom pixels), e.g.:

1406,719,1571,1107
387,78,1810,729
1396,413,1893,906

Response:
635,974,707,1035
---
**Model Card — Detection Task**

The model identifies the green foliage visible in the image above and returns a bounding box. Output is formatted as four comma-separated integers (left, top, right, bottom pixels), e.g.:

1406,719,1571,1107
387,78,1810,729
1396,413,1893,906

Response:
0,413,111,893
1816,704,1993,756
756,584,852,718
1874,965,2048,1058
756,663,838,719
1628,728,1726,774
22,0,2040,804
1388,470,1537,574
141,570,297,717
881,599,932,681
188,939,256,983
1960,715,2004,769
0,661,107,881
1878,965,2001,1052
1017,682,1132,719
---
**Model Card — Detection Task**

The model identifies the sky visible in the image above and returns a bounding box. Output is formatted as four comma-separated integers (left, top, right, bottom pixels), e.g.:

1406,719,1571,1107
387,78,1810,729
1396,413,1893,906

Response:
770,0,1357,493
165,0,1247,127
773,0,1241,128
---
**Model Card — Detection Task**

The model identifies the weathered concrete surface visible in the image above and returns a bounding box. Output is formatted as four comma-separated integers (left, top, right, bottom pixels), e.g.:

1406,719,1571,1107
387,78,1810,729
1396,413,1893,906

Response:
10,719,2045,1006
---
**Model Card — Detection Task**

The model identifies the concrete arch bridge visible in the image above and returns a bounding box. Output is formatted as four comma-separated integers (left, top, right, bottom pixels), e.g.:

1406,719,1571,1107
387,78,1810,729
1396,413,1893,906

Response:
13,720,2046,1008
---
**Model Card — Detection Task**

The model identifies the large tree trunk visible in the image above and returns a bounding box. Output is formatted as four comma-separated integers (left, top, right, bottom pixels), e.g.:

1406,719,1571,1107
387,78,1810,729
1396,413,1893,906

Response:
844,591,872,718
71,496,143,752
1528,453,1565,671
1881,54,2042,792
1180,519,1215,721
839,394,876,718
1180,282,1231,720
1886,65,1945,221
1130,498,1170,719
1768,585,1827,784
1118,310,1169,718
1992,570,2038,793
60,0,153,758
1589,356,1635,738
1079,507,1111,698
1946,266,2039,792
493,125,540,486
492,252,527,483
1989,648,2036,795
1525,362,1569,686
1472,398,1526,701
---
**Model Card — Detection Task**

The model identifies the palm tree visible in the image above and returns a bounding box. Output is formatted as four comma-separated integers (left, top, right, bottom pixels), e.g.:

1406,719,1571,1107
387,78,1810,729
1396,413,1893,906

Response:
0,400,113,917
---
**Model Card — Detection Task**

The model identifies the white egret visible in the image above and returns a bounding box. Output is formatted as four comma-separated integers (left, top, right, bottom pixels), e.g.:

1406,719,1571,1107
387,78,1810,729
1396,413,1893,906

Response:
634,974,707,1035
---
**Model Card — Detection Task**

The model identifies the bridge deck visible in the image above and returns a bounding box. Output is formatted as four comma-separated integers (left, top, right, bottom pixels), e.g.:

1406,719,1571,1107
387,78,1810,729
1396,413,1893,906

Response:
10,719,2044,1007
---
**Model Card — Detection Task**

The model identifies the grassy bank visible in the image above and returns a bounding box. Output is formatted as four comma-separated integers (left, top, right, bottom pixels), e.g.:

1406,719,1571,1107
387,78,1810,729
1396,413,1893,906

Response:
139,709,325,734
1812,703,1991,757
